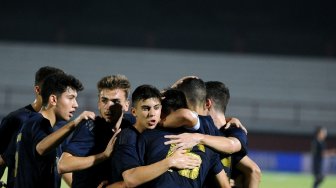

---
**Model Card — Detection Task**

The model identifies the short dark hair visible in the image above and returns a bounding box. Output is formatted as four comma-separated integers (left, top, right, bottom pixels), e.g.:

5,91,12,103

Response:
205,81,230,113
41,73,84,106
161,89,188,117
35,66,64,86
172,77,206,110
131,84,161,107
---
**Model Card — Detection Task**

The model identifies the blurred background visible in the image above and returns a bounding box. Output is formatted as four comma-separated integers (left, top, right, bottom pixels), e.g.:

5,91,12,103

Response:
1,1,336,187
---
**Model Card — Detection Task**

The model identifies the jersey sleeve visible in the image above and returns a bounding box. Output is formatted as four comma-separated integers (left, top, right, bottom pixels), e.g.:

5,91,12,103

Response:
210,151,224,175
30,118,53,157
0,115,19,154
224,127,248,165
112,127,143,175
184,111,200,131
62,120,95,156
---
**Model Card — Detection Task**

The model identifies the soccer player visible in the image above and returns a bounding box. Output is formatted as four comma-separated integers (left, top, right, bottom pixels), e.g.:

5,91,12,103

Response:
0,66,64,188
143,88,230,188
204,81,261,188
310,126,336,188
105,85,228,188
14,72,95,188
165,79,262,187
58,75,133,188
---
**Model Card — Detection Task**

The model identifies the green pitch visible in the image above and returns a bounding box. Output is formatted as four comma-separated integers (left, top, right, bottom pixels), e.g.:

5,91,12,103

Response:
260,171,336,188
2,168,336,188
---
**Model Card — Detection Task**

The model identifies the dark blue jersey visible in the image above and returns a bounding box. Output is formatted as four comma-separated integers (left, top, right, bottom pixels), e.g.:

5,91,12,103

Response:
205,126,248,188
63,116,132,188
109,125,141,184
197,115,222,136
312,138,325,175
138,126,223,188
53,121,69,188
0,104,36,188
220,126,248,179
14,112,56,188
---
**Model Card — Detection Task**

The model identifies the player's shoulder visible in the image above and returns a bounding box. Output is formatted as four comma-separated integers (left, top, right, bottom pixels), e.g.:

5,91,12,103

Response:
223,126,246,135
118,126,140,145
2,105,34,121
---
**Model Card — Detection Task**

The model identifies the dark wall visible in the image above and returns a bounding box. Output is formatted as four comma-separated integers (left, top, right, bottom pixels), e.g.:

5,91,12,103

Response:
249,131,336,152
1,0,335,57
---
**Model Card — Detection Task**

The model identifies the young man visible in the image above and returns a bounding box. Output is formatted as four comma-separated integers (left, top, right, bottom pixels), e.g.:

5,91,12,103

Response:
58,75,133,188
204,81,261,188
0,66,65,188
14,73,95,188
165,77,243,151
107,85,224,187
165,79,261,187
148,89,229,187
310,126,335,188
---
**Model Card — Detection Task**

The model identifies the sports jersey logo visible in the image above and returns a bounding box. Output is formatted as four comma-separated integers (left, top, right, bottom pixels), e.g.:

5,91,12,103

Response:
14,133,22,178
221,156,232,178
166,144,205,179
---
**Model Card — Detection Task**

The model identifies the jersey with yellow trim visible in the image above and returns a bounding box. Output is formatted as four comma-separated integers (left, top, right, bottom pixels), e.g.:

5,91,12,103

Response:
138,127,223,188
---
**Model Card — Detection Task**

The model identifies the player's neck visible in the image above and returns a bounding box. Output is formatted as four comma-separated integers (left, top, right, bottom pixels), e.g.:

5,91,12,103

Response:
134,122,146,133
210,111,226,129
40,108,56,127
191,105,207,116
31,98,43,112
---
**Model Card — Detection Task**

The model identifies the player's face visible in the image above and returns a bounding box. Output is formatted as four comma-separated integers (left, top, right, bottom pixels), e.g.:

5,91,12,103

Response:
132,98,161,133
98,88,129,122
55,87,79,121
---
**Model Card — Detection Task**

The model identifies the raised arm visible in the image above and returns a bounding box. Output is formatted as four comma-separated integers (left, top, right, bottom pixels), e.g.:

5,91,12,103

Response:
225,117,247,135
58,129,120,174
36,111,95,156
165,133,241,154
161,108,198,129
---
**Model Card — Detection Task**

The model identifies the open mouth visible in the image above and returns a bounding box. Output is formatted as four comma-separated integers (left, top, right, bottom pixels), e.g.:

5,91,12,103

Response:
148,119,157,126
69,111,75,118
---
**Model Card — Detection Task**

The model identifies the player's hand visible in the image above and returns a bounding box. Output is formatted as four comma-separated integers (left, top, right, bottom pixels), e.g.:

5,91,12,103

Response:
97,180,109,188
104,128,121,158
164,133,203,150
169,148,201,169
73,111,95,126
225,117,248,135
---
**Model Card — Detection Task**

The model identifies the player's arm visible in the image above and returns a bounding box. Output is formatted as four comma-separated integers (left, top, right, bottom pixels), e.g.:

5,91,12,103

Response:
0,155,4,166
161,108,198,129
62,172,72,186
36,111,95,156
215,170,231,188
235,156,261,188
99,181,126,188
58,129,120,174
225,117,247,134
165,133,241,154
122,149,201,187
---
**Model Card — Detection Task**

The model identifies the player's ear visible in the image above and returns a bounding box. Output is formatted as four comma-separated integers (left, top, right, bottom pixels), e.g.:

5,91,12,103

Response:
124,99,130,112
131,107,136,117
49,94,57,106
35,85,41,95
205,98,212,109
